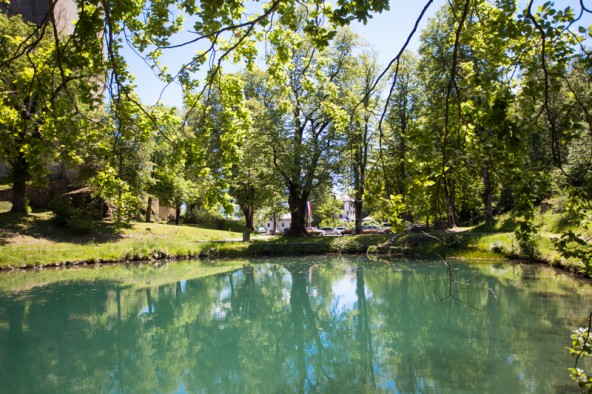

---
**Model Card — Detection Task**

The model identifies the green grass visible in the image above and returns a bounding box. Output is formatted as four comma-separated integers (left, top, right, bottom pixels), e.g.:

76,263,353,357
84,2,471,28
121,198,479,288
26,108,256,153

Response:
0,201,11,212
0,202,590,275
0,209,249,268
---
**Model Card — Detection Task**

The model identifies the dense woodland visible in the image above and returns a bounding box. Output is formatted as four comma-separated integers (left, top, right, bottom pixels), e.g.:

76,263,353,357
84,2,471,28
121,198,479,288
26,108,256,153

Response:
0,1,591,262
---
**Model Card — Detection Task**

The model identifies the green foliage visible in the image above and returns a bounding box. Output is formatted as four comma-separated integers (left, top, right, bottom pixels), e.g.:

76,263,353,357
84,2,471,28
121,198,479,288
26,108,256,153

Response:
49,196,103,234
185,206,245,232
0,12,105,212
329,236,364,253
568,323,592,393
310,187,342,226
90,167,140,222
0,0,591,273
488,241,508,255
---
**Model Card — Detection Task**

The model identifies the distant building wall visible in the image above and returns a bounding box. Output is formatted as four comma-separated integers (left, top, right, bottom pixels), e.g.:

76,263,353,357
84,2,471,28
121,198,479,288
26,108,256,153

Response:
267,214,291,234
158,205,177,222
149,198,177,221
1,0,77,33
337,195,355,222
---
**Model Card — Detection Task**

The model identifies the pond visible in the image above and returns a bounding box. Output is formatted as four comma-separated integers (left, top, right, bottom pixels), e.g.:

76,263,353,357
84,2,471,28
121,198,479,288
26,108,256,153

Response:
0,256,591,393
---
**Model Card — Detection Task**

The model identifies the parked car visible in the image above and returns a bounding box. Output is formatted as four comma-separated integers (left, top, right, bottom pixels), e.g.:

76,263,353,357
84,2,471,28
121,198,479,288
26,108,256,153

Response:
306,227,326,236
361,225,384,234
335,227,346,234
321,226,340,235
255,226,268,234
341,227,355,235
404,223,430,233
382,222,392,234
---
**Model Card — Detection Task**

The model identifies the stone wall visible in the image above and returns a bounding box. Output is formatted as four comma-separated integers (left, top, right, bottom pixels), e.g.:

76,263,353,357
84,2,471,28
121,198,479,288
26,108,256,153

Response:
0,178,70,209
1,0,77,34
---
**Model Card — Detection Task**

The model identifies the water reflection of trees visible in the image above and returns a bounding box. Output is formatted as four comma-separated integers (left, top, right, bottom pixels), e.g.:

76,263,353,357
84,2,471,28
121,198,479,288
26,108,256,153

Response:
0,259,590,393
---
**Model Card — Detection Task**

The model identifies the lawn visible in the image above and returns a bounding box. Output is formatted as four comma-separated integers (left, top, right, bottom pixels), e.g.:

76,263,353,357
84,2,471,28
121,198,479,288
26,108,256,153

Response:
0,201,588,275
0,205,248,268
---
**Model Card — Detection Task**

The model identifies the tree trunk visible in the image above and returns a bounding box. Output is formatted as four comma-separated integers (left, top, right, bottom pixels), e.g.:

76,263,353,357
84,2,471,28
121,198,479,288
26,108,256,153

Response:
10,152,29,214
354,196,363,234
241,204,254,242
443,177,457,228
352,118,368,235
145,196,153,223
272,213,278,235
482,163,494,223
285,187,309,237
241,204,255,232
175,203,181,225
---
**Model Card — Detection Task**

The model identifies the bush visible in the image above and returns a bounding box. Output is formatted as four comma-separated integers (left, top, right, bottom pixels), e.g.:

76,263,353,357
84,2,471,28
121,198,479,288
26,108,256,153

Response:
517,237,540,260
49,196,100,234
49,197,77,226
185,206,245,232
489,241,508,255
329,237,365,253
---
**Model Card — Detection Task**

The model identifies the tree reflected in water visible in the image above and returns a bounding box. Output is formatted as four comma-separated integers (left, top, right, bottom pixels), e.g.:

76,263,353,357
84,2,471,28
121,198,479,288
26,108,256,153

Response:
0,258,590,393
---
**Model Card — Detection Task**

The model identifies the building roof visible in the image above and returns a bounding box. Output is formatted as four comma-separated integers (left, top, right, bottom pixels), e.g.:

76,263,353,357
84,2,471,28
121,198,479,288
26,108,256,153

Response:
336,194,354,202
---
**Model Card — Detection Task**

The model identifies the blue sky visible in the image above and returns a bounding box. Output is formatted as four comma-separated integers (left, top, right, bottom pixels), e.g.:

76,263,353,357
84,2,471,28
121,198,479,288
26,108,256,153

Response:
123,0,589,109
123,1,447,108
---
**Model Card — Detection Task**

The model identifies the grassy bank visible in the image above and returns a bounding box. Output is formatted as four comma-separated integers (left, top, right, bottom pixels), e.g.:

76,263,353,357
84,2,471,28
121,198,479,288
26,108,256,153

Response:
0,209,246,268
0,205,587,274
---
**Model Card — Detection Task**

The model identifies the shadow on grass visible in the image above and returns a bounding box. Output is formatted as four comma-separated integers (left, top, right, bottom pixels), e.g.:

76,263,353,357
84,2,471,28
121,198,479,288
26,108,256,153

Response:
0,211,131,246
469,217,516,233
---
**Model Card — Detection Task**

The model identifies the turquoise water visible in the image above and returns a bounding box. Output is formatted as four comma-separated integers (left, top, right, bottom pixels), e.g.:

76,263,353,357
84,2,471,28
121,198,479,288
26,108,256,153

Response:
0,256,591,393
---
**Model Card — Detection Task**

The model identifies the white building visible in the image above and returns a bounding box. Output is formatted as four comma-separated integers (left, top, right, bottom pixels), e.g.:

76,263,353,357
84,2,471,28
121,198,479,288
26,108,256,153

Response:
264,195,356,232
266,213,292,234
337,195,356,222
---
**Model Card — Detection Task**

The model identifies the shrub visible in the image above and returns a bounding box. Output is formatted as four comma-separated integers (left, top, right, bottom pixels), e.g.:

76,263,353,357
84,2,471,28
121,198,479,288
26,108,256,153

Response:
489,241,508,255
185,206,245,232
49,196,101,234
329,237,364,254
517,237,540,260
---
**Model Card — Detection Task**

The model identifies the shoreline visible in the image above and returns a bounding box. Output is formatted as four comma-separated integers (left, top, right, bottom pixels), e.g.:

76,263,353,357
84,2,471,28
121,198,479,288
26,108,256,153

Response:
0,237,578,278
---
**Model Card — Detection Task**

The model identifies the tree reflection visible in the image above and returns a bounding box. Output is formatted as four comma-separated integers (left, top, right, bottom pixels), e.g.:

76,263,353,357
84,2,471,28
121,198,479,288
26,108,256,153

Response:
282,263,333,392
0,260,590,393
355,265,376,389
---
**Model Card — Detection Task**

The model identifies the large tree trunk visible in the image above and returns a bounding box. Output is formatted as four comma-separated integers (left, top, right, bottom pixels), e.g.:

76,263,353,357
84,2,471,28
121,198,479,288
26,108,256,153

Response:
240,204,255,232
482,163,494,223
352,118,368,234
354,196,363,234
272,213,278,235
285,187,309,237
241,204,254,242
10,152,29,214
175,203,181,225
145,196,153,223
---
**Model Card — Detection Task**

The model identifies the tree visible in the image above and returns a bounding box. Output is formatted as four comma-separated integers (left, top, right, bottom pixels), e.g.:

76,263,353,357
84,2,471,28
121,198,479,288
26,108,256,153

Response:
343,52,383,233
0,12,104,213
227,69,283,233
263,18,354,237
310,186,342,227
367,51,423,227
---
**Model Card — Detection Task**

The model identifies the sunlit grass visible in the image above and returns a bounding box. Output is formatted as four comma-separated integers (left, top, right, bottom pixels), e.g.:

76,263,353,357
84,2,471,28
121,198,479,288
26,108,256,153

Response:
0,202,589,274
0,213,246,268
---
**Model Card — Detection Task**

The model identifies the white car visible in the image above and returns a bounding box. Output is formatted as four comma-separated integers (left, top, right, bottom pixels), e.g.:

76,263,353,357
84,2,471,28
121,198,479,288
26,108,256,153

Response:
306,227,326,236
